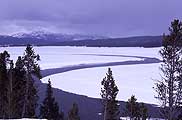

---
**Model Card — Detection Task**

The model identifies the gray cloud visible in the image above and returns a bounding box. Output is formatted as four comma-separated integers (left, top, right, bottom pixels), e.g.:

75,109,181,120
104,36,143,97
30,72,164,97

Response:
0,0,181,37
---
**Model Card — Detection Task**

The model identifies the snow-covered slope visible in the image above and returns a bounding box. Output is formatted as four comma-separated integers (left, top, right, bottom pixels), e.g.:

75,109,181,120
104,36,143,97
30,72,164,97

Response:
12,31,108,41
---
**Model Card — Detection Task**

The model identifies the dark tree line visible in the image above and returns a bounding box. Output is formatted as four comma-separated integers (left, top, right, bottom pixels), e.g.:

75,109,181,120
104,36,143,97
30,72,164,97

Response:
0,51,10,118
0,45,41,119
0,45,80,120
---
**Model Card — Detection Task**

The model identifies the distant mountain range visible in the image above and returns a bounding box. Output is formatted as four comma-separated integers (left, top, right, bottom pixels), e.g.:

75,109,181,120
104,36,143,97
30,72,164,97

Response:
12,31,108,41
0,31,162,47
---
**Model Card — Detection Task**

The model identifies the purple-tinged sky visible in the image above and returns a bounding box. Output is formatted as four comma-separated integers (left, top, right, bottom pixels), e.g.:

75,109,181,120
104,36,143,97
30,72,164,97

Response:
0,0,181,37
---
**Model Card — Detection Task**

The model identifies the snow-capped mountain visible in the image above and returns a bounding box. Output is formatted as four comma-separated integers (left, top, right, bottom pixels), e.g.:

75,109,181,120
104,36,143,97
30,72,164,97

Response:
12,31,108,42
0,31,162,47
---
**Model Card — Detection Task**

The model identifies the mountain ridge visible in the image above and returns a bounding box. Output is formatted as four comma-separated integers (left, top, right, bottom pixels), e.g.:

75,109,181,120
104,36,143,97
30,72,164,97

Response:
0,32,162,47
11,31,108,41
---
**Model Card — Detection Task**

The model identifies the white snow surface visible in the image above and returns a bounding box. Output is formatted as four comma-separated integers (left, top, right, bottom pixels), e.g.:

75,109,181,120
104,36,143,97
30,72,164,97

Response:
0,46,161,104
0,46,160,69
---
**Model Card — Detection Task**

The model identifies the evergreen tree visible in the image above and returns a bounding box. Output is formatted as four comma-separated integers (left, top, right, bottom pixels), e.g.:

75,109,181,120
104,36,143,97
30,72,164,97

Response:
0,52,26,119
11,56,26,118
0,51,10,118
22,44,41,118
125,96,149,120
68,103,80,120
40,79,63,120
0,46,41,118
7,60,14,118
154,19,182,120
101,68,120,120
139,103,149,120
125,95,140,120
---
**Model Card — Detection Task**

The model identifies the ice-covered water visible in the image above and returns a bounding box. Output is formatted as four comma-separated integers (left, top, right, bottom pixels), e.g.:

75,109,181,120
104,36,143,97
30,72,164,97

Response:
0,46,161,104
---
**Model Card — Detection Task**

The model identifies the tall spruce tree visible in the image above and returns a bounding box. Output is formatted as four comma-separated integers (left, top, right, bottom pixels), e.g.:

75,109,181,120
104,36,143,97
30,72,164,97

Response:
0,46,41,118
11,56,26,118
101,68,120,120
125,95,140,120
7,60,14,118
68,103,80,120
154,19,182,120
40,79,63,120
0,52,26,119
0,51,10,118
22,44,41,118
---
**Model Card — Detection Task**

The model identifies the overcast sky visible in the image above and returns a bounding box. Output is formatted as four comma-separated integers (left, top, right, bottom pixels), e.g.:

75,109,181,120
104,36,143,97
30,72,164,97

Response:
0,0,181,37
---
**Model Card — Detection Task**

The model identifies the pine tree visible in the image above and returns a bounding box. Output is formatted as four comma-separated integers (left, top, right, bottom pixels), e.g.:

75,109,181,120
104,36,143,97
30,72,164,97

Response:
0,51,10,118
101,68,120,120
0,52,26,119
11,56,26,118
139,103,149,120
68,103,80,120
22,44,41,118
0,46,41,118
7,60,14,118
154,19,182,120
125,95,140,120
125,96,149,120
40,79,63,120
